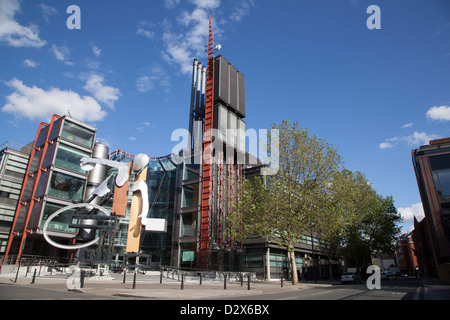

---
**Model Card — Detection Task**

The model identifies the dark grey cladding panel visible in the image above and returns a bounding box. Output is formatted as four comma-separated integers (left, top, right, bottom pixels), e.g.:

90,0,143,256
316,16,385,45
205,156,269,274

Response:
214,56,229,105
229,64,238,112
213,55,245,118
237,71,245,118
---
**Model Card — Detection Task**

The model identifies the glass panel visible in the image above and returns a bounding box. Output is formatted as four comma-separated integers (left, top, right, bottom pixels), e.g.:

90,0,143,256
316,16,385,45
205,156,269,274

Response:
40,202,77,233
182,183,199,208
181,212,198,237
238,119,246,153
61,121,95,148
228,112,237,147
219,105,227,142
180,243,197,268
183,163,200,180
433,169,450,197
54,144,90,174
47,171,85,202
8,154,28,164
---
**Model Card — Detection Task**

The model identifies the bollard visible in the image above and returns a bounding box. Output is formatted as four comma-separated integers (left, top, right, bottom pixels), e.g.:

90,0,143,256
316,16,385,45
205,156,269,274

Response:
80,270,85,289
123,269,126,283
240,274,243,287
181,274,184,290
31,269,37,284
224,274,227,290
160,270,163,284
281,277,283,288
200,273,202,285
132,271,137,289
247,274,251,290
14,264,20,283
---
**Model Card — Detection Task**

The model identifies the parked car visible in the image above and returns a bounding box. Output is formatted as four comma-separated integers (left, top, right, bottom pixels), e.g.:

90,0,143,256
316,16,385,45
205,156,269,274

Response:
110,265,123,273
341,272,362,284
381,271,394,280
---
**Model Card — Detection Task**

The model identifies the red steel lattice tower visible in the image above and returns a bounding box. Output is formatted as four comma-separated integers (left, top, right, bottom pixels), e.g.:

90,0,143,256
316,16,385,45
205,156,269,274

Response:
199,16,215,270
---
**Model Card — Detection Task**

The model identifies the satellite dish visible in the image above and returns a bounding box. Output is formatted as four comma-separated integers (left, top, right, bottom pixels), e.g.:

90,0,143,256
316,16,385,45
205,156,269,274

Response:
215,44,222,51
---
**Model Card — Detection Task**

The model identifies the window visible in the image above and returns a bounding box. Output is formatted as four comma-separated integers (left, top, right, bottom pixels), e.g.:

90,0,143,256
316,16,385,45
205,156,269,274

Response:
237,119,246,153
228,112,237,147
182,183,199,208
180,243,197,268
433,169,450,197
218,105,227,142
430,154,450,196
48,171,85,202
183,163,200,180
61,121,95,148
40,202,77,233
181,212,198,237
54,144,90,174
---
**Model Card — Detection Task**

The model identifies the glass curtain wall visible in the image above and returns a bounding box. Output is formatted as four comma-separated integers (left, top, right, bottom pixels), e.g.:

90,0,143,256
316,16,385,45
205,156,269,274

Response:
140,156,177,266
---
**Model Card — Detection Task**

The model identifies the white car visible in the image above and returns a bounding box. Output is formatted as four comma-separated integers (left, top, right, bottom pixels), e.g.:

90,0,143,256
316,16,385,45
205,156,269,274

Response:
341,272,362,284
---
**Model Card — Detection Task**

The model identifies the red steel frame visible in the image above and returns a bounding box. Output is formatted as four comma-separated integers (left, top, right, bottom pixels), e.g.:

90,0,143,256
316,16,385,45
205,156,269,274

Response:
199,17,215,270
2,114,61,264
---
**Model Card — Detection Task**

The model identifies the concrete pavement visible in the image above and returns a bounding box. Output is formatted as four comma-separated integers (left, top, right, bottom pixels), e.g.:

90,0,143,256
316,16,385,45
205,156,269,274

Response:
1,271,450,300
0,272,334,300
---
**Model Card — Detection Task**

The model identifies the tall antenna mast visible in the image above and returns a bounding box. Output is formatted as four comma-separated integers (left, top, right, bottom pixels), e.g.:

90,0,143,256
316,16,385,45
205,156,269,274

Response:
200,16,215,270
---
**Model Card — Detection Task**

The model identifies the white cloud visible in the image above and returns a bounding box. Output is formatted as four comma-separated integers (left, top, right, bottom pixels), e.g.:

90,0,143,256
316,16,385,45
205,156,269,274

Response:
91,44,102,57
401,122,413,129
136,121,153,132
379,142,394,149
406,131,440,146
136,65,171,93
22,59,37,68
83,74,121,109
1,78,107,122
50,45,74,66
156,0,255,74
161,1,220,74
229,0,255,23
137,21,155,39
0,0,46,47
38,3,58,23
398,202,424,224
189,0,221,9
164,0,182,9
426,105,450,121
379,132,441,149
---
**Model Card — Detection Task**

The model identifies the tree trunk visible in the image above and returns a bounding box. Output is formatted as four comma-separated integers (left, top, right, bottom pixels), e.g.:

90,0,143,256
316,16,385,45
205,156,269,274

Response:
289,248,298,285
328,259,333,282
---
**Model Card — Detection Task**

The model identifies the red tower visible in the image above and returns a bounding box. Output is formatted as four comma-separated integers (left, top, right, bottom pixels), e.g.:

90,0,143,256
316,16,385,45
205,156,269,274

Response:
199,17,215,270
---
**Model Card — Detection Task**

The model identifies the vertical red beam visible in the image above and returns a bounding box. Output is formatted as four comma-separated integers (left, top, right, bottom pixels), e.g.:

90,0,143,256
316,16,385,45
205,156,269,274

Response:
5,114,60,264
16,114,60,264
200,17,215,270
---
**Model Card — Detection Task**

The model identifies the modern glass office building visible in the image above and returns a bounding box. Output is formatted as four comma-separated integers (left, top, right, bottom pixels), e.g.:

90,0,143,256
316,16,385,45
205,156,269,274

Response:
140,155,178,266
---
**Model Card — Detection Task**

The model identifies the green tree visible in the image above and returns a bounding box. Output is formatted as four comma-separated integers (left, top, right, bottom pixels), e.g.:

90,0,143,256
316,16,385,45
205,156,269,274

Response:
229,120,342,285
331,170,403,268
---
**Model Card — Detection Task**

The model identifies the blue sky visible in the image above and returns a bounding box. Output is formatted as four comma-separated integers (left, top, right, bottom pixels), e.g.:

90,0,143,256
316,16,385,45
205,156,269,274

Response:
0,0,449,233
